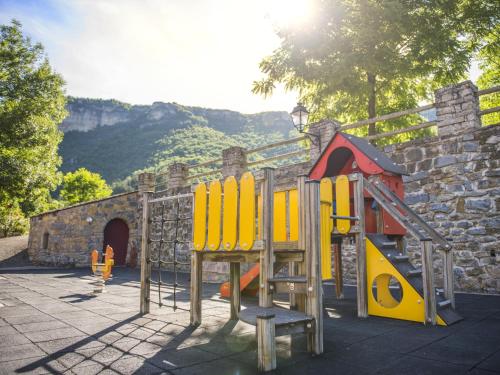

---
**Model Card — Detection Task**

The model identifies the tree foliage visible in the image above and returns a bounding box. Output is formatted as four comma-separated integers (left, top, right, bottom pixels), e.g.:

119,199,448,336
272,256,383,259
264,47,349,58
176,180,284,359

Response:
253,0,498,135
0,20,67,222
60,168,112,205
477,24,500,126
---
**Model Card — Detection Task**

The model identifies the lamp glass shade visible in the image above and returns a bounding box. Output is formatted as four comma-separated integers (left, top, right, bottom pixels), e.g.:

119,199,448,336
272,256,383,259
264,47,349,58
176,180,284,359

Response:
291,103,309,132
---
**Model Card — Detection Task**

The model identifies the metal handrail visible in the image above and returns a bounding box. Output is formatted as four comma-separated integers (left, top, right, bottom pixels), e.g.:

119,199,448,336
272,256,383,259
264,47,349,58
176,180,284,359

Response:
365,176,451,250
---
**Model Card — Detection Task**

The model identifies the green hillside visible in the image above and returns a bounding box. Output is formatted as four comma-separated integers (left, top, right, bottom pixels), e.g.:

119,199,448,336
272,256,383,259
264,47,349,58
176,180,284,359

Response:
59,98,298,192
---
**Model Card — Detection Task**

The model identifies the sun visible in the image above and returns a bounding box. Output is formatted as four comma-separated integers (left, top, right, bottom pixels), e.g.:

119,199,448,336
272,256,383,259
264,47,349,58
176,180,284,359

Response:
265,0,314,29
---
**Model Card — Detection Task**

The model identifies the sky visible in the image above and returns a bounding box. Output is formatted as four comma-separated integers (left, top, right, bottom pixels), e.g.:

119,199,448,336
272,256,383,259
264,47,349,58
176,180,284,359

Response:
0,0,481,114
0,0,313,113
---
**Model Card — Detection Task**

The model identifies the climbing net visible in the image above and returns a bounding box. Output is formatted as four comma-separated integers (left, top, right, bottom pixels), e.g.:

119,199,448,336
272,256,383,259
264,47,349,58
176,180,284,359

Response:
147,193,192,311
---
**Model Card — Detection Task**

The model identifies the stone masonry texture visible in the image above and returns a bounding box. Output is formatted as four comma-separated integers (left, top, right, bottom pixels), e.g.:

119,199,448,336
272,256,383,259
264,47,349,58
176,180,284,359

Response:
29,192,140,267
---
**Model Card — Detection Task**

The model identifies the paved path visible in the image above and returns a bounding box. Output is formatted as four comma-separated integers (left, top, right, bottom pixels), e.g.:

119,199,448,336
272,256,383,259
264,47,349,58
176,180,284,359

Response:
0,236,29,267
0,268,499,374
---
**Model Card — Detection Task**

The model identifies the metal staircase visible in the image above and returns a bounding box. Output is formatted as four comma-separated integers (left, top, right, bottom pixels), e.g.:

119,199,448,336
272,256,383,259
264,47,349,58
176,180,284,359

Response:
367,234,462,325
363,176,458,324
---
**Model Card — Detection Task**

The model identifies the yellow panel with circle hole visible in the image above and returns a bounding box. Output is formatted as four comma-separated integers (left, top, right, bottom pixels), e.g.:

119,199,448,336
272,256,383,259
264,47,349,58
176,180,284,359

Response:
239,172,255,250
366,238,445,325
222,176,238,251
335,175,351,234
193,183,207,250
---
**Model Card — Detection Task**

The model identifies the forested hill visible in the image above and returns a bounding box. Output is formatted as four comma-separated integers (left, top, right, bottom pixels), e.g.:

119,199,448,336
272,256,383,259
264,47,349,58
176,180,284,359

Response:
59,97,296,192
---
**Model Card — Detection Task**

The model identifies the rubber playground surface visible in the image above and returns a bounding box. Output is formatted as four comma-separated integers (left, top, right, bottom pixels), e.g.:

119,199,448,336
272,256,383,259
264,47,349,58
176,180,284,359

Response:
0,268,499,375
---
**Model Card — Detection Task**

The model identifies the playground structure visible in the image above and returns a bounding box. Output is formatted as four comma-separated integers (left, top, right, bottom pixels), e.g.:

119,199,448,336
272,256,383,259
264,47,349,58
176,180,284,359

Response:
139,131,462,372
90,245,114,294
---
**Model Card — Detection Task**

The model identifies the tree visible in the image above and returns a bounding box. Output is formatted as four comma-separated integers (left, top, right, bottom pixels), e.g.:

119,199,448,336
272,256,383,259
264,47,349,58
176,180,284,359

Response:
60,168,112,205
253,0,498,135
476,25,500,126
0,20,67,220
0,197,28,238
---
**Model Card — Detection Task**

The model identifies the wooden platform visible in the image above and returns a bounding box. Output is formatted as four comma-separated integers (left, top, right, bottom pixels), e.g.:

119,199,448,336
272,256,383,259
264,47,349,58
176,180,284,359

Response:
239,306,313,327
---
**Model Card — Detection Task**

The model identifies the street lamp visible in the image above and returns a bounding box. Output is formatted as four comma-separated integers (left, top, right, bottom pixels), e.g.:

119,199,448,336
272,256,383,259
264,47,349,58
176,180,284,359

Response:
290,102,320,147
291,102,309,133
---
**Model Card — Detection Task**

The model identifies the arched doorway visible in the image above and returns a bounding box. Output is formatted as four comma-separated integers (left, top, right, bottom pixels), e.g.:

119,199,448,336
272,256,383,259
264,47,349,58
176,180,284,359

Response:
103,218,129,266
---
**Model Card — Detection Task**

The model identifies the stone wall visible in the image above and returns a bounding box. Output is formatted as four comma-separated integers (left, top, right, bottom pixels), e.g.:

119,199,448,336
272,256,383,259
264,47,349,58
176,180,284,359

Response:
28,192,140,267
338,124,500,293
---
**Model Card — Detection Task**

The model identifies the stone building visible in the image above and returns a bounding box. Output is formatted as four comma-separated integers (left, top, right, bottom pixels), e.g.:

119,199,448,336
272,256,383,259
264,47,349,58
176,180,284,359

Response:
28,81,500,294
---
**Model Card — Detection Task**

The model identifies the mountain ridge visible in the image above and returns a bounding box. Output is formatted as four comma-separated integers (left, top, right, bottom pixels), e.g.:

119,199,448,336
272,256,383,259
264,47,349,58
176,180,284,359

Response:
59,97,297,191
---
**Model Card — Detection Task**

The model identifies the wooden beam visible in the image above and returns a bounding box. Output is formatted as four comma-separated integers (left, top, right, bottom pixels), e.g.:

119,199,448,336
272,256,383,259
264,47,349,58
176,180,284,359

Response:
296,175,307,312
246,135,307,155
305,180,323,355
230,262,241,320
257,313,276,372
259,168,275,308
333,242,344,299
190,251,203,326
340,103,435,131
353,175,368,318
443,249,455,309
365,121,435,141
289,261,297,309
421,240,437,325
140,191,152,315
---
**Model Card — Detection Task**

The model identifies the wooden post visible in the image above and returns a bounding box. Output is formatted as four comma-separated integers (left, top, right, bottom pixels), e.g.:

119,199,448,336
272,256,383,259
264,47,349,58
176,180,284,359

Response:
353,175,368,318
140,191,152,315
230,262,241,319
305,180,323,355
333,241,344,299
257,312,276,372
296,175,307,312
259,168,274,308
421,240,437,325
190,251,203,326
289,261,297,309
443,249,455,308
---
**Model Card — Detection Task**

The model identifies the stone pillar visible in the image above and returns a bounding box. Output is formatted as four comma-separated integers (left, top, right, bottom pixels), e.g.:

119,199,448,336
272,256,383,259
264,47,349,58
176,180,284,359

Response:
434,81,481,137
222,146,247,179
308,119,341,162
138,172,155,193
167,162,189,189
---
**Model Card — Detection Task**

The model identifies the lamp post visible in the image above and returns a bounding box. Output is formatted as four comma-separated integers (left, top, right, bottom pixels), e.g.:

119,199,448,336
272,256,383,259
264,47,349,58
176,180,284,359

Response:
291,103,321,148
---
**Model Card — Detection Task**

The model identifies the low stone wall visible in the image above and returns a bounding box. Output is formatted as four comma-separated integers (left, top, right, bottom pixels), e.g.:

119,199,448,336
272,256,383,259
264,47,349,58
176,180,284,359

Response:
28,192,140,267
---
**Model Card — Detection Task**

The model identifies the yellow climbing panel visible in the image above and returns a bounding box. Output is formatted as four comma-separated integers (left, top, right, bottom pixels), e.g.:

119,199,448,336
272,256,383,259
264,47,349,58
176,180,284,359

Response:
289,189,299,242
207,180,222,251
193,183,207,251
320,178,333,280
274,191,287,242
239,172,255,250
335,175,351,234
222,176,238,250
366,238,446,325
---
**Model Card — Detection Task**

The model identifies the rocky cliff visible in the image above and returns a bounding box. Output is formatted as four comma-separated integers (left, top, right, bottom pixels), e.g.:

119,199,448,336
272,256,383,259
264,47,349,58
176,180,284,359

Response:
61,97,292,135
59,97,295,189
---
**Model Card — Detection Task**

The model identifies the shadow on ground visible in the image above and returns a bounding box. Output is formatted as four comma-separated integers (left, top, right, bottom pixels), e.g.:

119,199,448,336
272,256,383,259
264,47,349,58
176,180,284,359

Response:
0,268,499,374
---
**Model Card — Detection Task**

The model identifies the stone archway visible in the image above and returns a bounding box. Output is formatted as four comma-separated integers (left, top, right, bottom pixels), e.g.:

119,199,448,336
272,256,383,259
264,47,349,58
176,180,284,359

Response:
103,218,129,266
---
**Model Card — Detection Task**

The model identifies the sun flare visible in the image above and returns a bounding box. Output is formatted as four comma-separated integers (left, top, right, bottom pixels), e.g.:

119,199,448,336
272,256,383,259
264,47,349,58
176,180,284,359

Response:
265,0,314,28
